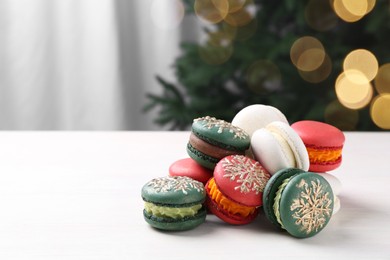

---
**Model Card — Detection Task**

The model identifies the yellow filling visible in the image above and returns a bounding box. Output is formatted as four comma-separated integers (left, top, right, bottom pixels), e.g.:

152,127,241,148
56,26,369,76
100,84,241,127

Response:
273,177,292,230
207,178,256,217
307,147,342,163
144,202,202,219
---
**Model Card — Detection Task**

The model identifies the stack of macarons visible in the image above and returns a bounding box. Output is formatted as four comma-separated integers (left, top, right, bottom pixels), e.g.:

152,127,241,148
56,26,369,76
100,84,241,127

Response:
141,104,346,238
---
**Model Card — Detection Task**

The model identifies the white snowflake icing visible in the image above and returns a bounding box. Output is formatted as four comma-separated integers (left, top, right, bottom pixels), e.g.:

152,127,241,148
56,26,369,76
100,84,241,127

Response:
290,178,333,234
194,116,248,139
147,176,204,195
222,155,270,194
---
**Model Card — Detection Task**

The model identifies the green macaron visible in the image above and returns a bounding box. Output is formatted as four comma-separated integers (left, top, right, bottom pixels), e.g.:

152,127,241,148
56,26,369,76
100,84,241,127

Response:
141,176,207,231
263,168,334,238
187,116,250,169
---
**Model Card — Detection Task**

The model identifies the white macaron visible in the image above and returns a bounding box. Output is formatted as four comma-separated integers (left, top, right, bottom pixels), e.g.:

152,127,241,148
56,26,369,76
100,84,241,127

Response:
251,121,310,175
317,172,342,196
232,104,288,137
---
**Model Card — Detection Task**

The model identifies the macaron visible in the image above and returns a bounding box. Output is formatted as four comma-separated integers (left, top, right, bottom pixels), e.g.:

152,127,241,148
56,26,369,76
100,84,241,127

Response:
317,172,342,215
263,168,334,238
169,158,213,185
187,116,250,169
141,176,207,231
251,121,310,175
232,104,288,137
291,120,345,172
205,155,271,225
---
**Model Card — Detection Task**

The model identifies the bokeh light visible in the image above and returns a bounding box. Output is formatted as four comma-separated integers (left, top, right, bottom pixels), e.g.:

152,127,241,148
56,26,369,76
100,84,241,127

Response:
332,0,365,22
335,71,373,109
227,0,246,13
245,60,281,94
374,63,390,94
305,0,338,32
325,100,359,130
332,0,376,22
194,0,229,24
290,36,326,72
343,49,378,82
224,5,254,27
298,53,332,83
341,0,368,16
370,94,390,129
150,0,185,30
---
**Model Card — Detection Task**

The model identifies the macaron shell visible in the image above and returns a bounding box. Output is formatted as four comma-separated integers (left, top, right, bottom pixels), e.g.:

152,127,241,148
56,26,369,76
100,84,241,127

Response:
232,104,288,137
333,196,341,215
142,176,206,205
169,158,213,185
316,172,342,195
291,120,345,148
192,116,250,151
262,168,306,229
214,155,270,207
266,122,310,171
309,159,342,173
251,128,296,175
187,143,219,170
143,207,207,231
279,172,334,238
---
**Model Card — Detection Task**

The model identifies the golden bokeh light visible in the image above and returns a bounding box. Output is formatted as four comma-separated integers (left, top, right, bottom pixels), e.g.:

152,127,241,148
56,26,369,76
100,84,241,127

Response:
298,54,332,83
290,36,326,72
194,0,229,24
305,0,338,32
374,63,390,94
370,94,390,129
224,5,254,27
245,60,281,94
227,0,246,13
341,0,368,16
343,49,379,82
335,71,373,109
150,0,185,30
198,44,233,65
206,31,234,47
325,100,359,130
332,0,365,22
366,0,376,13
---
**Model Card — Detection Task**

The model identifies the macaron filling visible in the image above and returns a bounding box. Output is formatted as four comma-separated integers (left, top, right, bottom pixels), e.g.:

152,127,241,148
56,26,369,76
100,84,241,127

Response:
144,202,203,219
207,177,256,217
273,176,292,229
306,146,342,165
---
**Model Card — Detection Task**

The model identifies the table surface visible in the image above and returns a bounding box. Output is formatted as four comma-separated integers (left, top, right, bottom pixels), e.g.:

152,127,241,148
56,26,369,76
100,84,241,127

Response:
0,131,389,259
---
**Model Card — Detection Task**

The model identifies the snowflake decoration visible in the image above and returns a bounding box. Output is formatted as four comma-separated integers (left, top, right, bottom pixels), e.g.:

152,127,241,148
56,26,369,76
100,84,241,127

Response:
194,116,249,139
222,155,270,194
290,179,333,234
147,176,204,195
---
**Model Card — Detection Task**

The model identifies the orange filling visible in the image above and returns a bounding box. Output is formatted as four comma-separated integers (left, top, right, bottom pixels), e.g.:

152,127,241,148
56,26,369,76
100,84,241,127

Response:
307,147,342,163
207,178,256,217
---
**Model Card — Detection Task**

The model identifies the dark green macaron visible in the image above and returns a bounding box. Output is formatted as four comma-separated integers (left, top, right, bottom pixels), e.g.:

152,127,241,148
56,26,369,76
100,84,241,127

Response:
263,168,334,238
141,176,207,231
187,116,250,169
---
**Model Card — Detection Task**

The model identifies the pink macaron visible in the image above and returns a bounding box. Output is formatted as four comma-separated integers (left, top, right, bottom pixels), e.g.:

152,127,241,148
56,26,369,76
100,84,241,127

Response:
205,155,271,225
291,120,345,172
169,158,213,185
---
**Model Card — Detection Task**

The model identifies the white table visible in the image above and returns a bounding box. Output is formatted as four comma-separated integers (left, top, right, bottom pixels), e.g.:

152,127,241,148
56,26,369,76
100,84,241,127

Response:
0,132,389,259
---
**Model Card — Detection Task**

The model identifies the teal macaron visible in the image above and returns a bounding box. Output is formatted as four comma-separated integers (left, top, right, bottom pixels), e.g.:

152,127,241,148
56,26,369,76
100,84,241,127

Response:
141,176,207,231
263,168,334,238
187,116,250,169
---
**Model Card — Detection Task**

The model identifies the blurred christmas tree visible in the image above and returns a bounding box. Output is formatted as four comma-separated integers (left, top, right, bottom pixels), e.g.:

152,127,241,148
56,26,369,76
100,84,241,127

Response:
145,0,390,130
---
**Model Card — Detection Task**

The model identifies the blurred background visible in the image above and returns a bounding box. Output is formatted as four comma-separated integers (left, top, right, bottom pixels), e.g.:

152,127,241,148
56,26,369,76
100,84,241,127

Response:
0,0,389,131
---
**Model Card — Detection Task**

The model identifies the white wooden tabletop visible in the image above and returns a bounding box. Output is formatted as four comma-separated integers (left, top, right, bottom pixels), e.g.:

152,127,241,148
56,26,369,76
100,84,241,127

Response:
0,131,389,259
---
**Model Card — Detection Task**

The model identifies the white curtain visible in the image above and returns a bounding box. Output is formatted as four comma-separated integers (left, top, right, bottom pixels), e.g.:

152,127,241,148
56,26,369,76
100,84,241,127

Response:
0,0,191,130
